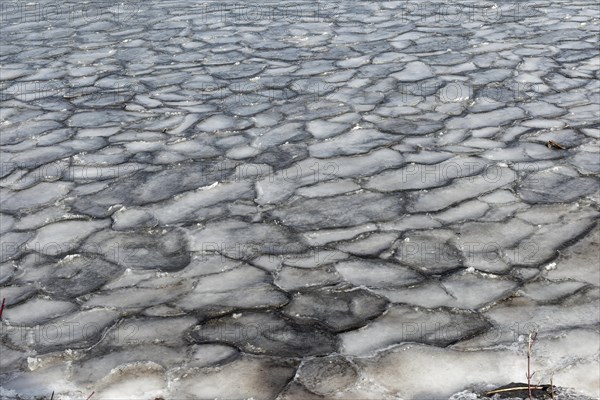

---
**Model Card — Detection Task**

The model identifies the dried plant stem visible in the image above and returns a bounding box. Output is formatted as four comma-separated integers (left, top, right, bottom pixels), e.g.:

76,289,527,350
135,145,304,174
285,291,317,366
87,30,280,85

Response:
527,331,538,400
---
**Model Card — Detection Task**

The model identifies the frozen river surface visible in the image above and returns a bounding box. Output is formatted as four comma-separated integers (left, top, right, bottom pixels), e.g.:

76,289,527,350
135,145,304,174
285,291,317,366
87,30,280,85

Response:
1,0,599,399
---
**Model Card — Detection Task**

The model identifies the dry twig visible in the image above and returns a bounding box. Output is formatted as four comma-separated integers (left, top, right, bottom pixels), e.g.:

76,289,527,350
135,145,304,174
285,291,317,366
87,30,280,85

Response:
527,331,538,400
546,140,566,150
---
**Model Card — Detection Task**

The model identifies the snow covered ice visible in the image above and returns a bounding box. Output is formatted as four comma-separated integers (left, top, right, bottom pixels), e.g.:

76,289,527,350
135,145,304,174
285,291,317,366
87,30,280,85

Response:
0,0,599,399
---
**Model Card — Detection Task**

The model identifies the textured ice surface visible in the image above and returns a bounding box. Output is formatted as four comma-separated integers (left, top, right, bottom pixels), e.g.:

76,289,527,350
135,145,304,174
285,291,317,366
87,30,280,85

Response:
1,0,599,398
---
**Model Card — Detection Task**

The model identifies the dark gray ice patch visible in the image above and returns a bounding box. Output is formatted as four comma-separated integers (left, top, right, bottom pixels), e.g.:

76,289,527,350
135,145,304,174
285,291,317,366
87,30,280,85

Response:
41,256,123,299
270,191,404,230
283,287,389,332
190,219,306,258
71,163,234,217
375,119,444,135
394,231,462,273
84,228,190,271
296,356,359,395
517,166,599,203
191,311,338,357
